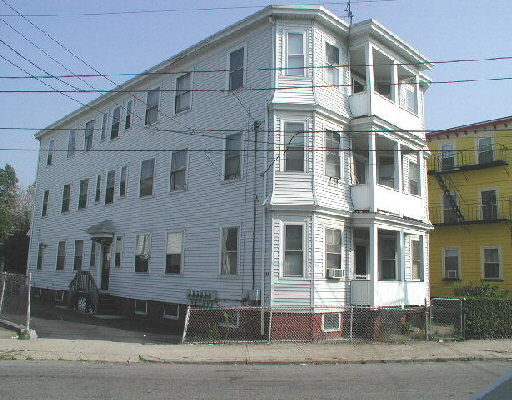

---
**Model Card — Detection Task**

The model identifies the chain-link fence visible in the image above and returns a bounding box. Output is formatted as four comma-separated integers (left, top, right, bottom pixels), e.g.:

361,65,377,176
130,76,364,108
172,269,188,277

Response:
182,305,429,344
429,298,463,340
0,272,30,329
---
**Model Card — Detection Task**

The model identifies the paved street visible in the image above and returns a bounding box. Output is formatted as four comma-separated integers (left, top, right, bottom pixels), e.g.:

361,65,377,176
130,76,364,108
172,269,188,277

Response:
0,360,510,399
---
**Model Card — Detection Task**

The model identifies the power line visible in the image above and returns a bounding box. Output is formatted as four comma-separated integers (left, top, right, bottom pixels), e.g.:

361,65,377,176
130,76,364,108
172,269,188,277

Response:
0,56,511,79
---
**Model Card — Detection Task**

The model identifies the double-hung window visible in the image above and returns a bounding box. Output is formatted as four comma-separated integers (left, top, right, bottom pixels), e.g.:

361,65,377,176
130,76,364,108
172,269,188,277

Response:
105,170,115,204
287,33,304,76
111,107,121,139
229,47,244,90
441,143,455,170
115,236,123,268
85,120,94,151
483,247,500,280
61,184,71,213
284,224,304,277
37,243,45,270
325,130,341,178
47,140,55,166
379,232,397,280
170,150,187,191
73,240,83,271
140,158,155,197
224,133,242,180
221,227,238,276
175,74,191,113
325,228,342,271
325,43,339,85
145,88,160,125
481,189,497,220
411,238,422,280
166,232,183,274
284,122,305,172
101,113,108,140
78,179,88,210
378,155,395,188
95,175,102,202
56,241,66,270
42,190,49,216
409,160,420,196
478,137,494,164
135,234,151,273
67,130,76,158
119,166,128,197
125,100,133,129
444,248,459,279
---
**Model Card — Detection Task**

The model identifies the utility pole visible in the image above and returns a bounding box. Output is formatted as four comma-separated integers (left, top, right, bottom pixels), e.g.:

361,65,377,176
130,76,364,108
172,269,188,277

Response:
345,0,354,26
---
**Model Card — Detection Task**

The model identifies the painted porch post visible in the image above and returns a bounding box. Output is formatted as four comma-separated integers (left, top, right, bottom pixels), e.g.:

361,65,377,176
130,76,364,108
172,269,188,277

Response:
391,60,399,104
369,224,378,307
365,43,374,114
396,141,402,196
368,130,377,213
398,230,406,307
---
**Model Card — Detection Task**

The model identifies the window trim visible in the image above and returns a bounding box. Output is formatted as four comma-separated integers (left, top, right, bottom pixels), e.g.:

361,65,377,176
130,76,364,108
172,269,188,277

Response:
481,246,502,280
219,225,241,277
175,73,192,114
285,30,306,77
227,44,247,91
145,86,161,125
282,222,306,278
443,247,460,280
165,230,184,275
223,132,243,181
134,233,151,273
134,299,148,315
163,303,180,320
322,312,341,332
169,150,189,192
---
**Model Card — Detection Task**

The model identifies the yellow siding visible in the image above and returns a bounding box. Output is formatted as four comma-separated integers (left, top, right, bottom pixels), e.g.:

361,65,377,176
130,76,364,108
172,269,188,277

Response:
428,121,512,297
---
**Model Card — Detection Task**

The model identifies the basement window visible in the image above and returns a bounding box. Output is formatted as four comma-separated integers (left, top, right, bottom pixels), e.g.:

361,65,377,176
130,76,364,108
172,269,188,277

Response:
322,313,340,331
134,300,148,315
163,304,180,320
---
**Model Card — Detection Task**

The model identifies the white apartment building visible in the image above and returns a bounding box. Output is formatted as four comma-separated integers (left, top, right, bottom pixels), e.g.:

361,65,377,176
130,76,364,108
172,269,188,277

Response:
27,5,433,327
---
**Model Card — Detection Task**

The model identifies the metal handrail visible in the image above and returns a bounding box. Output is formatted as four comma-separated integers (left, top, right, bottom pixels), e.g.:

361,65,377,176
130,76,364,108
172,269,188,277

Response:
430,198,512,225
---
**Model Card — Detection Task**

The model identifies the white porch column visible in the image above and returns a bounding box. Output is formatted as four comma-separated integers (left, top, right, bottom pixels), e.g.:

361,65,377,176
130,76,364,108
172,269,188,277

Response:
415,74,421,116
391,60,399,104
369,224,378,307
365,43,374,114
395,141,402,194
368,131,377,212
398,230,406,307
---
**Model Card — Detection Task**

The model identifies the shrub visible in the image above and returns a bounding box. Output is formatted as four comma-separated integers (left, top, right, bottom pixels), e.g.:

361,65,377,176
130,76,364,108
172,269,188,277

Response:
463,298,512,339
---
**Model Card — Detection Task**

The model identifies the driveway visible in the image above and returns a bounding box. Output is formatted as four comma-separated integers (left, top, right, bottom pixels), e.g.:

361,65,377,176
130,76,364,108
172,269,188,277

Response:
30,303,181,344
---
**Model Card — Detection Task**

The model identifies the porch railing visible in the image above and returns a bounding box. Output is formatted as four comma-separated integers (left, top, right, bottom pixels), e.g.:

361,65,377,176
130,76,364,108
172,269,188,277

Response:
430,199,512,225
68,271,99,314
428,144,508,173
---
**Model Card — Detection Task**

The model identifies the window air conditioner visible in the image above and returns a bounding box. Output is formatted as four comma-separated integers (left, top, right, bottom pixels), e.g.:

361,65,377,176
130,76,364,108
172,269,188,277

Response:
326,268,345,279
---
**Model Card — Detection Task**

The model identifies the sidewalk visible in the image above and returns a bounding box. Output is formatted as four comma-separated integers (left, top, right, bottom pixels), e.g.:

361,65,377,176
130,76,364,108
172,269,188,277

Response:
0,335,511,364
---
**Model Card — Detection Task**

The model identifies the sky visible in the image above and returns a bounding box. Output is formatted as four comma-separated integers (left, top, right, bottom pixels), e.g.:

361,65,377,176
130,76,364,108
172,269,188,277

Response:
0,0,511,187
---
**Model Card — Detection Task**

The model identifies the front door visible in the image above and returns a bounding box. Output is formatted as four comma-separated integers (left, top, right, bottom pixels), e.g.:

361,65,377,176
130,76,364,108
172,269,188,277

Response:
100,243,111,290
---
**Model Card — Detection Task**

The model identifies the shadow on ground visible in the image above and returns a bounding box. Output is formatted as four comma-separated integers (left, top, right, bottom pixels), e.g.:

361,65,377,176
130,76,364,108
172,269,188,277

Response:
31,303,181,344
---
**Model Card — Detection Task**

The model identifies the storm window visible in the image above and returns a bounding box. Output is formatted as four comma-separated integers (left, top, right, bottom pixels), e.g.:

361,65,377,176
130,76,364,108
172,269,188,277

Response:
221,227,238,275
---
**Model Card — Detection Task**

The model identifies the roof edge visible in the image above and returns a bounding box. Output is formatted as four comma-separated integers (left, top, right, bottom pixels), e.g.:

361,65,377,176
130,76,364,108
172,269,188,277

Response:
427,115,512,138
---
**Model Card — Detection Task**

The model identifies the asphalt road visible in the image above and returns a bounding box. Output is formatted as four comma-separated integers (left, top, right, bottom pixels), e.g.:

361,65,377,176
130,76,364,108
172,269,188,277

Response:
0,360,510,399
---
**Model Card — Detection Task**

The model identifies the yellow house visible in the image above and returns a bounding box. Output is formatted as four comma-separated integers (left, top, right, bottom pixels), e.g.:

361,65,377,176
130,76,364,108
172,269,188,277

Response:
427,116,512,297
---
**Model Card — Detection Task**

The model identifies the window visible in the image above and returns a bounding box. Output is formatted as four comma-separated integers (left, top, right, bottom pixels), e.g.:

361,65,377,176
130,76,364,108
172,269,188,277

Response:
483,247,500,279
287,33,304,76
352,76,365,94
404,85,417,114
56,241,66,270
90,240,97,267
444,248,459,279
105,170,115,204
170,150,187,190
379,232,396,280
284,122,305,172
325,43,339,85
47,140,55,166
164,304,180,319
478,137,494,164
224,133,242,180
101,113,108,140
175,74,191,113
85,120,94,151
145,88,160,125
140,158,155,197
441,143,455,170
166,232,183,274
114,236,123,268
325,228,342,271
73,240,83,271
135,234,151,273
95,175,102,202
42,190,49,216
61,184,70,213
37,243,45,270
229,47,244,90
284,224,304,277
409,160,420,195
78,179,88,210
110,107,121,139
119,166,127,197
325,131,341,178
134,300,147,315
443,193,458,224
67,130,76,158
323,313,340,331
378,155,395,188
481,190,497,220
125,100,132,129
411,238,422,280
221,227,238,275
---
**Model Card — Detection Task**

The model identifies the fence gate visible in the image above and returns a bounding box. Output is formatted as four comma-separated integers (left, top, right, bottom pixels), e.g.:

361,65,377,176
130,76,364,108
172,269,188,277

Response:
430,298,463,340
0,272,30,330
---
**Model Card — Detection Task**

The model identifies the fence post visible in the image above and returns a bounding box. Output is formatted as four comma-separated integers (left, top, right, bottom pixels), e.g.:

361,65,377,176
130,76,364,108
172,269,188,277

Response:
459,299,463,337
0,274,5,315
424,297,429,341
349,306,354,341
26,273,31,331
181,305,191,344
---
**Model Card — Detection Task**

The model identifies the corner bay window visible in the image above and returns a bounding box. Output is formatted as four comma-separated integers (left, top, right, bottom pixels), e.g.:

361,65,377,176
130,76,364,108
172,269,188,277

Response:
140,158,155,197
225,133,241,180
135,234,151,273
221,227,238,275
166,232,183,274
284,122,305,172
287,32,304,76
284,224,304,277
